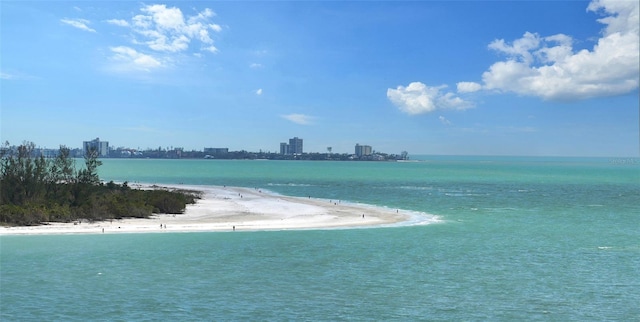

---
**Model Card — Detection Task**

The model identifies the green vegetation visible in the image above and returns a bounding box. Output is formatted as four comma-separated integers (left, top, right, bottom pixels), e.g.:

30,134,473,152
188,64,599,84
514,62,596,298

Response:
0,141,200,226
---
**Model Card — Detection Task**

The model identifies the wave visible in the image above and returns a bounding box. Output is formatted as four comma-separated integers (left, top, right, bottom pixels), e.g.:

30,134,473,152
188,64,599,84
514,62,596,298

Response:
444,192,489,197
399,186,491,197
359,203,442,228
401,211,443,227
397,186,434,191
267,183,314,187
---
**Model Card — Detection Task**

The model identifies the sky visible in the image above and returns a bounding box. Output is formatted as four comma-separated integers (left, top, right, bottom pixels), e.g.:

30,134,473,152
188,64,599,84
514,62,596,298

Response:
1,0,638,157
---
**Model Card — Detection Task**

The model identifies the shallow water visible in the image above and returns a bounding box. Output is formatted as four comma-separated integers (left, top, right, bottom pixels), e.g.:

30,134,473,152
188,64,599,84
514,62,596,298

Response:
2,157,639,320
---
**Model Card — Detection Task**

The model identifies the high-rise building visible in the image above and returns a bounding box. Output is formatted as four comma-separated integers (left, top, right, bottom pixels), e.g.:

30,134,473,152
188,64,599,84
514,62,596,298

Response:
83,138,109,157
280,142,289,155
355,143,372,157
280,137,303,155
289,137,303,155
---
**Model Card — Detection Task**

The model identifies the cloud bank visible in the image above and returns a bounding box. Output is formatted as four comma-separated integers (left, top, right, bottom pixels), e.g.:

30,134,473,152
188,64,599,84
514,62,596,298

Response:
389,0,639,114
105,4,222,73
127,4,222,53
470,0,639,101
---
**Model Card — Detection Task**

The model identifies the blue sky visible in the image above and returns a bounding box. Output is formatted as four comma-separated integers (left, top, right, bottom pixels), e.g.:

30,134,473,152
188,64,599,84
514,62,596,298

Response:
1,0,638,156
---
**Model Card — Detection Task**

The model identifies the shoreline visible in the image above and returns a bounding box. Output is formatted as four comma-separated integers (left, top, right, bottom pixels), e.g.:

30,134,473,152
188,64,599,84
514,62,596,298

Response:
0,184,440,235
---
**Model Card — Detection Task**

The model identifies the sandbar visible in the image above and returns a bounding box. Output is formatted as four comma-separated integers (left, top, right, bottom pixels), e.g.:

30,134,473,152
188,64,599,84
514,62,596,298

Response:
0,184,439,235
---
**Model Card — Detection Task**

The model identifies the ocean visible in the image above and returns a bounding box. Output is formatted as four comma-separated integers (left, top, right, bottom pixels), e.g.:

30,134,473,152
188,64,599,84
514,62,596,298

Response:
1,156,639,320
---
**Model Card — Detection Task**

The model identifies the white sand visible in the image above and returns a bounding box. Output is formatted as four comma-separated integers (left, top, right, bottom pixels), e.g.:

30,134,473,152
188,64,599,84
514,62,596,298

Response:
0,184,439,235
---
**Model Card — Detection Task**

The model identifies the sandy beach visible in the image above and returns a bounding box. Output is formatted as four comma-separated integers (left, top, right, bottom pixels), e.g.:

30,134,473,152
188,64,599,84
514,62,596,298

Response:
0,185,437,235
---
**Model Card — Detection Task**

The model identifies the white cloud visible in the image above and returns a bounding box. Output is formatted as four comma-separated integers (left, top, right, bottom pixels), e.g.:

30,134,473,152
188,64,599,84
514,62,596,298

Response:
189,8,216,23
488,32,541,64
439,116,452,125
202,45,218,53
113,4,221,54
256,88,263,95
468,0,639,101
250,63,263,69
106,19,129,27
387,82,474,115
142,4,184,30
457,82,482,93
1,72,14,80
60,18,96,32
281,114,314,125
210,24,222,32
109,46,163,72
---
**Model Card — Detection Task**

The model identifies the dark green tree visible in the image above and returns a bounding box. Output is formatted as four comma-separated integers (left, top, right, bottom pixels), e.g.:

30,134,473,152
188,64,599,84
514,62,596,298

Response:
49,145,75,183
46,145,76,206
0,141,47,205
77,147,102,185
1,141,197,226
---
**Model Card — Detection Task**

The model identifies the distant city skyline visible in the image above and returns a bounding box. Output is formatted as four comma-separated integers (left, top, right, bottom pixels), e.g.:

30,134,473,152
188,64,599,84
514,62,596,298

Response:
38,136,381,156
1,1,638,157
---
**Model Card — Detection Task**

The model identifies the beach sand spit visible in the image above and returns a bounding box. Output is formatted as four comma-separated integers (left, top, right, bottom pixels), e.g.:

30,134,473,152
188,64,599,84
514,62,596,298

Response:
0,184,437,235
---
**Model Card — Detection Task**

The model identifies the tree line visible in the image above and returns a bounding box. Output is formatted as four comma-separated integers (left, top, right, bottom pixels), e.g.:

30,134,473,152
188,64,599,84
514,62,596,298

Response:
0,141,199,226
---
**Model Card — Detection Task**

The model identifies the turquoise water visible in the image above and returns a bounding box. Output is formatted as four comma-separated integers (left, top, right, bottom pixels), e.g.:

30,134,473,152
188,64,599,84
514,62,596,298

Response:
2,157,639,320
